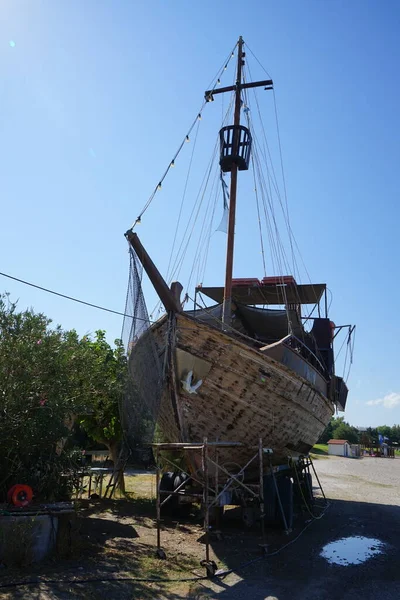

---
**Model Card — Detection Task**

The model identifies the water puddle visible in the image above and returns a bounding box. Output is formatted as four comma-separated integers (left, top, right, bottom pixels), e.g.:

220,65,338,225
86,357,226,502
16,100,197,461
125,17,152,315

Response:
321,536,385,566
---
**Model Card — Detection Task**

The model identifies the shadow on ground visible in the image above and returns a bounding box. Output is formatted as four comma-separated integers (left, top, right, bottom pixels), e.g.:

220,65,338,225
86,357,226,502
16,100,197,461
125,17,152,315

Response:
0,497,197,599
197,499,400,600
1,497,399,599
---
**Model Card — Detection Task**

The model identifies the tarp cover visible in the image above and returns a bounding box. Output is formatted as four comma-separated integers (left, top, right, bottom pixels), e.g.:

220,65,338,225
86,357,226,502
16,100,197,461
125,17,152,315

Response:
185,303,304,343
197,283,326,306
236,304,303,342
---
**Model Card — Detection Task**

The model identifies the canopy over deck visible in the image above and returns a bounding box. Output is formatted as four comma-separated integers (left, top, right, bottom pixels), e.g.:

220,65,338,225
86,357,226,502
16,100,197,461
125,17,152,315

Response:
196,283,326,306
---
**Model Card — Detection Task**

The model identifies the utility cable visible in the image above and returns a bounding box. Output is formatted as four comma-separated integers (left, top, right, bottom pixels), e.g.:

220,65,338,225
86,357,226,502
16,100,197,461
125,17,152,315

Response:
0,270,147,322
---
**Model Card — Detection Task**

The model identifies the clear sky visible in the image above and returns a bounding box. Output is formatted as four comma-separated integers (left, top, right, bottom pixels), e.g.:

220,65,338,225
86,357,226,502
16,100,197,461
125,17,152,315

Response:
1,0,399,427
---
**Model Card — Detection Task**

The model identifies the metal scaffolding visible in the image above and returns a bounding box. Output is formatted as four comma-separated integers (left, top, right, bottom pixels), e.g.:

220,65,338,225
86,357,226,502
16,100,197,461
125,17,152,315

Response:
152,438,297,576
151,438,326,576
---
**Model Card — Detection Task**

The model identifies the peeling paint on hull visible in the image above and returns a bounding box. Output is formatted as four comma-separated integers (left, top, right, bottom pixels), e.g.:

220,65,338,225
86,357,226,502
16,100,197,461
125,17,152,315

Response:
135,313,334,473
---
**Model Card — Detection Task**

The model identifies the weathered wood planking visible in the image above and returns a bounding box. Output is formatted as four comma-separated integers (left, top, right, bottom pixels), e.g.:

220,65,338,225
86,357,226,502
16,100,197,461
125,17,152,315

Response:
134,312,333,477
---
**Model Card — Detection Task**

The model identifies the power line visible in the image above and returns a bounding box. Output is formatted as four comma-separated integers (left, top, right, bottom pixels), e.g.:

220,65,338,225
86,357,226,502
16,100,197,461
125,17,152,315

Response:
0,270,141,321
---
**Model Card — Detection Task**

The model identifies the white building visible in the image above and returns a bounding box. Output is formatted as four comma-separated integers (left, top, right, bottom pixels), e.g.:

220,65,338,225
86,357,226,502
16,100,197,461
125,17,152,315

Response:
328,439,351,457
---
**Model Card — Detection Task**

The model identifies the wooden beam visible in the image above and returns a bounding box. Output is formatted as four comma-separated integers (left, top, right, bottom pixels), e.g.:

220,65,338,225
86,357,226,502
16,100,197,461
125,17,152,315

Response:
204,79,273,100
125,230,181,313
241,79,273,91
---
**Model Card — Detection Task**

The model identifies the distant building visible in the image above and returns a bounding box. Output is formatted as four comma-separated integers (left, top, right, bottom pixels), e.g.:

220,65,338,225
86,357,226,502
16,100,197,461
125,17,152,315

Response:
328,439,350,457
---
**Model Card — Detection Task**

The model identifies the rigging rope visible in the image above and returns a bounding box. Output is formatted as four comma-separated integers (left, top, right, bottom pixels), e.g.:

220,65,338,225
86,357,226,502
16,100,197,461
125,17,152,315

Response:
189,171,220,291
251,155,267,278
131,40,336,350
272,87,297,275
196,181,220,286
244,49,322,310
194,91,236,287
167,138,220,284
243,56,323,326
241,84,267,278
241,69,295,285
160,71,235,293
130,42,238,229
250,135,294,307
243,86,308,335
165,119,201,284
245,61,300,281
158,85,235,305
186,161,221,293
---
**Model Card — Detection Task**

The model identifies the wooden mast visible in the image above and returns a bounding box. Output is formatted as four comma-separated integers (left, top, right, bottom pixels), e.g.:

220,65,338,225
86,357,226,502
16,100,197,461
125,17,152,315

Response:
125,38,273,320
222,36,244,326
205,38,272,325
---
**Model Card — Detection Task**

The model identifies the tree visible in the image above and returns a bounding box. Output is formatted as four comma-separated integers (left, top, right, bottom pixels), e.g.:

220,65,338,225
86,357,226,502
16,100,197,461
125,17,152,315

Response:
320,416,400,448
318,416,360,444
367,426,378,444
390,425,400,444
377,425,391,440
333,422,359,444
78,331,127,491
0,296,128,500
318,420,333,444
0,296,86,499
360,432,372,447
318,416,344,443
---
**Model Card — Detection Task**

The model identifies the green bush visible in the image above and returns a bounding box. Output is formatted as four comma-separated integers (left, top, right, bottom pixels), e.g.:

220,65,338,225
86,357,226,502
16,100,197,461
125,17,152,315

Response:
0,296,126,501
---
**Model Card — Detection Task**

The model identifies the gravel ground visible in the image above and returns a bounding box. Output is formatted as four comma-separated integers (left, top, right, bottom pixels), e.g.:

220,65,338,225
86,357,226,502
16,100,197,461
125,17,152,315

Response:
194,456,400,600
1,457,399,600
313,454,400,504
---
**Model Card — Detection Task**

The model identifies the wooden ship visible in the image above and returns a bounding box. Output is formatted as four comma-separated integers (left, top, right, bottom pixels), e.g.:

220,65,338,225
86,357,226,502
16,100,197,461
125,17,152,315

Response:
123,37,351,478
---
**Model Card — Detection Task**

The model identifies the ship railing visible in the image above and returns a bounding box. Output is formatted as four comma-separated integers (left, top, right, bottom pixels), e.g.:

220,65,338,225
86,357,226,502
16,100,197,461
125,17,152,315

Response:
284,334,328,379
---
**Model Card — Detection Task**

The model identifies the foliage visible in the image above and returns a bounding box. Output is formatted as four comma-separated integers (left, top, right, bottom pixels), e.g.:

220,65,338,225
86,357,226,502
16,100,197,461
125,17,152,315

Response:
319,416,364,444
0,295,127,501
318,417,344,444
318,414,400,446
332,422,359,444
0,297,80,499
78,331,127,467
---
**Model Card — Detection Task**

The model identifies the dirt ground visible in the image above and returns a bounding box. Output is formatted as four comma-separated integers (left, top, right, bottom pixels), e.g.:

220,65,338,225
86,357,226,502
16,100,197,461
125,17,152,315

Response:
1,456,400,599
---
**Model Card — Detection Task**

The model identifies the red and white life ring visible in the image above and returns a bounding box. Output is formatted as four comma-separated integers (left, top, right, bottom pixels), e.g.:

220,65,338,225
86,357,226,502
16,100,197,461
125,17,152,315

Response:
7,484,33,507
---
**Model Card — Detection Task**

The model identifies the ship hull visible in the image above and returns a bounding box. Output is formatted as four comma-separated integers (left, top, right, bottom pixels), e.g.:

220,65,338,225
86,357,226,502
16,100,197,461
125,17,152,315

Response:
133,312,334,476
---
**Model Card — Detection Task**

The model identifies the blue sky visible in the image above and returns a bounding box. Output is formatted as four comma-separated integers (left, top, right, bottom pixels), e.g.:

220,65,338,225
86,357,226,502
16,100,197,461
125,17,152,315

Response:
1,0,399,427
